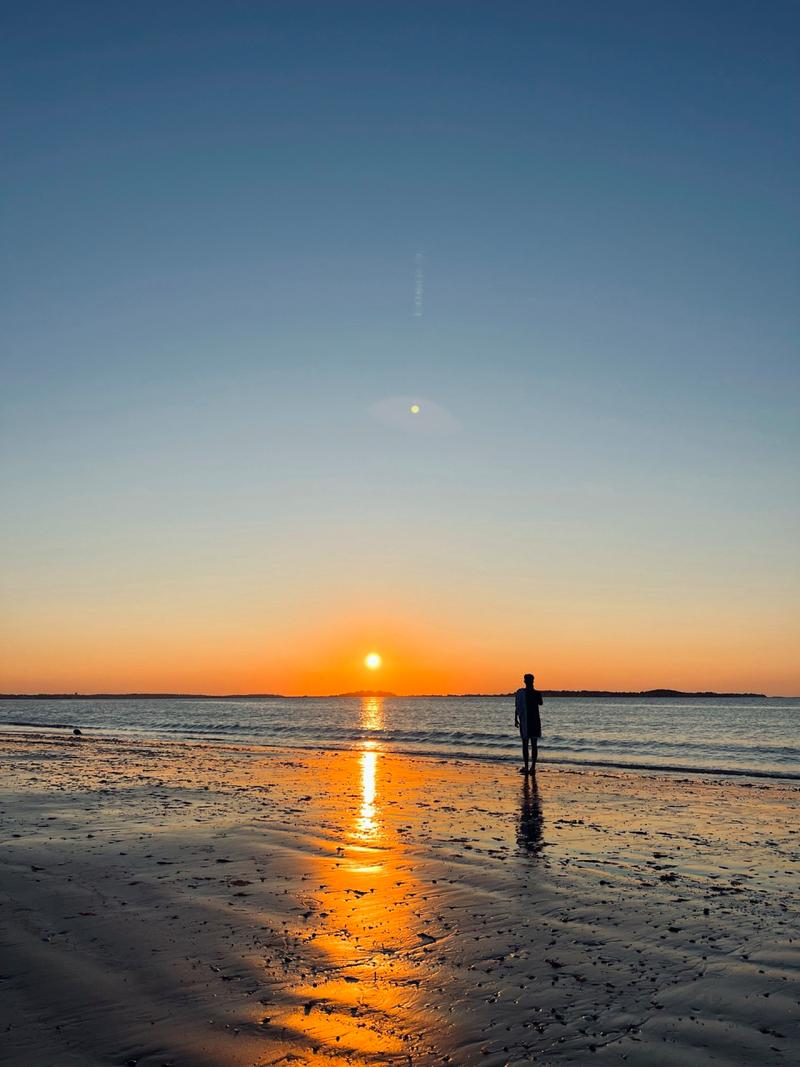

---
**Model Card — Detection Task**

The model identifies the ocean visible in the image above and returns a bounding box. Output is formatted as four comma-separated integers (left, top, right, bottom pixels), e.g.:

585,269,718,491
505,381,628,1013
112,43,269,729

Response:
1,695,798,780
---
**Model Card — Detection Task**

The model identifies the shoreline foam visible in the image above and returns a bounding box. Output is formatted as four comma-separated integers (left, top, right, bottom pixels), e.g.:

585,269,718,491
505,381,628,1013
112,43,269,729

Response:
2,724,799,783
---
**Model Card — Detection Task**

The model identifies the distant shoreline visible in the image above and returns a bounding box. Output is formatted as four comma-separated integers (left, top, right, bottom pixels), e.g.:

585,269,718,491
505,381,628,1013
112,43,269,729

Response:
0,688,773,700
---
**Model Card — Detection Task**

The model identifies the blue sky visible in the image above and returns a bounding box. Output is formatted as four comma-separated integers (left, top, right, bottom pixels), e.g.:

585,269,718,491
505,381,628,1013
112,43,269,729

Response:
2,2,798,693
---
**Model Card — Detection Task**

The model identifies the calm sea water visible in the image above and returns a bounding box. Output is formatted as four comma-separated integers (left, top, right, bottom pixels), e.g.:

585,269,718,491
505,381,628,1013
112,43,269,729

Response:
1,695,798,780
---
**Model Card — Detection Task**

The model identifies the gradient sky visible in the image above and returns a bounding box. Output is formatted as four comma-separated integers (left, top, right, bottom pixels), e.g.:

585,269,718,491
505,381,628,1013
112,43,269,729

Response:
2,2,798,695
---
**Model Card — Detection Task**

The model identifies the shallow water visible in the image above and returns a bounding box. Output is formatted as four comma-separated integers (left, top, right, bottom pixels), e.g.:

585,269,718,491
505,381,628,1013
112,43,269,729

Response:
2,694,798,779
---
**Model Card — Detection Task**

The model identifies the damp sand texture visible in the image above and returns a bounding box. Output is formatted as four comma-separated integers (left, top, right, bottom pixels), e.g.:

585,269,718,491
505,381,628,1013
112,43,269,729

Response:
0,731,798,1065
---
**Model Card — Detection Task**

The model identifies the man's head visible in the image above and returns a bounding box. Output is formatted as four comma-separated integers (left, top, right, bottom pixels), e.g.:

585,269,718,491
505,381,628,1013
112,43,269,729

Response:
524,672,534,686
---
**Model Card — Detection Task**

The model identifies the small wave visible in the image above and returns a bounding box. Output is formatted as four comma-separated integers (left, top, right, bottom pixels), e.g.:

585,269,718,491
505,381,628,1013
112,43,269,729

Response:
3,720,75,729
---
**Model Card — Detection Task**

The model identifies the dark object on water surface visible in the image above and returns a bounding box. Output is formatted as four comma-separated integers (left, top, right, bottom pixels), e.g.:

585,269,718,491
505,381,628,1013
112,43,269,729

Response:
72,727,82,736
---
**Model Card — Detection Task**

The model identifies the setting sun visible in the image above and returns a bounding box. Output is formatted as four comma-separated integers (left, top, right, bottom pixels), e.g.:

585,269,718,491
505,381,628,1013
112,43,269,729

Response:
364,652,382,670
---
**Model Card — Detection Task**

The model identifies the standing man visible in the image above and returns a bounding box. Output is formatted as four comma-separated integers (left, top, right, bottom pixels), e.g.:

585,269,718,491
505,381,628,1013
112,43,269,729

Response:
514,673,543,775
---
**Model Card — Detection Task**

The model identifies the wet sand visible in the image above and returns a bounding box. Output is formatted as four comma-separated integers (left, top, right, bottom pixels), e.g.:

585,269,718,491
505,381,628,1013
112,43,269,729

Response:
0,727,798,1065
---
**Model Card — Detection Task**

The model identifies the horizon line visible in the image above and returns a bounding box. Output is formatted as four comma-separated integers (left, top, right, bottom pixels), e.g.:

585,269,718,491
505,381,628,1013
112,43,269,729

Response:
0,687,781,700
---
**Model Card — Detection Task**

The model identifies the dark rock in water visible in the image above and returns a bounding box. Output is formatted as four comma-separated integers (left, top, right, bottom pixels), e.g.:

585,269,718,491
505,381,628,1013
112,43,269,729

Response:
73,727,82,736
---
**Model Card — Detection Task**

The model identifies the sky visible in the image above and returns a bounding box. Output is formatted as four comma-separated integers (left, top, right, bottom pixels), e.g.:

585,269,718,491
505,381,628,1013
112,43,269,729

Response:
1,2,798,695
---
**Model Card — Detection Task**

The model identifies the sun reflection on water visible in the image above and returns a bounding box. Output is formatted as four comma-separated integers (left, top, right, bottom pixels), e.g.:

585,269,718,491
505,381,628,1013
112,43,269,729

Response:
361,694,384,733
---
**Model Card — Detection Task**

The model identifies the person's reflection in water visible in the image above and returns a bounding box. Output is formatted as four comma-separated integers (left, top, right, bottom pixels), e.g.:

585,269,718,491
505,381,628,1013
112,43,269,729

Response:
516,775,545,856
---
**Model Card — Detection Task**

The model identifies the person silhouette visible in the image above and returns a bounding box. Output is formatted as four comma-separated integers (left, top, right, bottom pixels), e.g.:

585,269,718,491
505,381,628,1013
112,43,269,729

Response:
517,774,544,856
514,672,543,775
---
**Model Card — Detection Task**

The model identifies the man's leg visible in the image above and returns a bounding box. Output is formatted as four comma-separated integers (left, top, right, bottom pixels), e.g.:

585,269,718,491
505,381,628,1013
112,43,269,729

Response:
530,739,538,772
522,738,529,773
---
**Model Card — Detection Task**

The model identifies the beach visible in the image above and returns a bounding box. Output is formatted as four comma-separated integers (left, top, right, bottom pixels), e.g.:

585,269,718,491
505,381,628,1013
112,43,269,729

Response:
0,730,798,1066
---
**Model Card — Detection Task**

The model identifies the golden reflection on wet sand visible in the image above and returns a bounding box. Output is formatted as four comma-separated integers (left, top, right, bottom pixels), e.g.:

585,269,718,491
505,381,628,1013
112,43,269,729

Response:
355,697,382,841
356,746,378,840
278,697,437,1062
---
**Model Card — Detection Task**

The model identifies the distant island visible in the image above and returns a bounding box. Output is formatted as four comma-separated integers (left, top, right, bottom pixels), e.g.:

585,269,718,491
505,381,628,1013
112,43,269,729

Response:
332,690,397,698
0,688,770,700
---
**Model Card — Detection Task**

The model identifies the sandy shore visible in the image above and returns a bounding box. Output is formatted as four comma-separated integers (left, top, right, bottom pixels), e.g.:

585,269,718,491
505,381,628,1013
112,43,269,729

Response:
0,730,797,1066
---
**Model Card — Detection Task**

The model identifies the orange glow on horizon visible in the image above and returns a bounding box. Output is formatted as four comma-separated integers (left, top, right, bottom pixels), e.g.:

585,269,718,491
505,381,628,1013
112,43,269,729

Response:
1,599,798,696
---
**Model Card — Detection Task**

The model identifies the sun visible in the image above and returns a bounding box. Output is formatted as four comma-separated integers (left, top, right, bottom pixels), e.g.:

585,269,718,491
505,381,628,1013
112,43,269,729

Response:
364,652,382,670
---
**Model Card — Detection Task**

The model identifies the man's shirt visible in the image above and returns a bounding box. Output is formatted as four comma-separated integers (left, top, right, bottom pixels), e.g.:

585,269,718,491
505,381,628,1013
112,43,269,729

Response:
515,687,543,738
